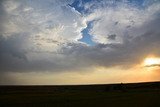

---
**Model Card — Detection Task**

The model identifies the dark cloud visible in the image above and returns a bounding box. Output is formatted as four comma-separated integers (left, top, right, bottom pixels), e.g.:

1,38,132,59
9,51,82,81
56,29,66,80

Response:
107,34,116,40
0,16,160,73
61,16,160,68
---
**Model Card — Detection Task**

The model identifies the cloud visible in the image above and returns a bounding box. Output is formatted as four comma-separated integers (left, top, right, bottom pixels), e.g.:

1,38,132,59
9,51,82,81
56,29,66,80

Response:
0,0,160,75
145,64,160,67
84,0,160,44
0,0,87,72
107,34,117,40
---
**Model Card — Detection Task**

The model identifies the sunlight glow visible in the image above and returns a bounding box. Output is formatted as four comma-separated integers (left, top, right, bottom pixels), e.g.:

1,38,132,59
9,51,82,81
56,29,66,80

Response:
144,57,160,67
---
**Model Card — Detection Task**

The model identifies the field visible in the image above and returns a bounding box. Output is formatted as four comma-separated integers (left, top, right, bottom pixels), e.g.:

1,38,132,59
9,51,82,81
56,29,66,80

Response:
0,82,160,107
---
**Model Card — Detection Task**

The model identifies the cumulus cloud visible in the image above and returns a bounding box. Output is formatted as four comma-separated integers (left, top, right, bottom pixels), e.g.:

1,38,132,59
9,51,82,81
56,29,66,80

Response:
0,0,160,76
85,0,160,44
0,0,87,72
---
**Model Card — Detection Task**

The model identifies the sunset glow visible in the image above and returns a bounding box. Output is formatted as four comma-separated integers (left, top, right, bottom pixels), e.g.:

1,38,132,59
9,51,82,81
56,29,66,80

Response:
144,58,160,67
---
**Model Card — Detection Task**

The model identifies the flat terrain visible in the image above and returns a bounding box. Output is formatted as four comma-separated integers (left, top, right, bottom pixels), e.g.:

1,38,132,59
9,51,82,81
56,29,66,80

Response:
0,81,160,107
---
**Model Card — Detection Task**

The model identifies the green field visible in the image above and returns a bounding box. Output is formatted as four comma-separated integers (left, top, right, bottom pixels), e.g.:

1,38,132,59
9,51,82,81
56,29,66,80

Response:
0,82,160,107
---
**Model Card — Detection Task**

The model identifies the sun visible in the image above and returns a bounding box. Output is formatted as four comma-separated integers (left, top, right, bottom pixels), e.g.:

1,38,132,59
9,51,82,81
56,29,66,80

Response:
144,57,160,67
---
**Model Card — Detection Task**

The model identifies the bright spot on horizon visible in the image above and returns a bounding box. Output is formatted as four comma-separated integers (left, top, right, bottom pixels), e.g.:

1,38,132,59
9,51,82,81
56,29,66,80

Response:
144,57,160,67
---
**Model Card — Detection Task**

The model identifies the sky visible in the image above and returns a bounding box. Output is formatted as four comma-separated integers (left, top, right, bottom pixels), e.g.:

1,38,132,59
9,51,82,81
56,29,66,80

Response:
0,0,160,85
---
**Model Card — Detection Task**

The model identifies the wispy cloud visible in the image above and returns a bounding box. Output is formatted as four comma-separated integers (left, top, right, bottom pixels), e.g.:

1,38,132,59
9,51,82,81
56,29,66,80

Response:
145,64,160,67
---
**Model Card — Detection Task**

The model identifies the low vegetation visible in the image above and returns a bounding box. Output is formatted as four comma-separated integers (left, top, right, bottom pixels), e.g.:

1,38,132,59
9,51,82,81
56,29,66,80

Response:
0,82,160,107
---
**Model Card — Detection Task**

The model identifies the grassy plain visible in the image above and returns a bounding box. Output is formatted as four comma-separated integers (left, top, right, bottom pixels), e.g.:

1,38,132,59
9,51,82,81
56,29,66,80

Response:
0,82,160,107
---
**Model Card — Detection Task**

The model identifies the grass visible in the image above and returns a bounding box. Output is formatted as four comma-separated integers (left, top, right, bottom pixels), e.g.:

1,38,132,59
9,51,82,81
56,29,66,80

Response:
0,82,160,107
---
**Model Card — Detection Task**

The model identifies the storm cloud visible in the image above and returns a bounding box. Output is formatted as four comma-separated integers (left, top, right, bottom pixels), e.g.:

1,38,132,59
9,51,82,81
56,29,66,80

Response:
0,0,160,74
